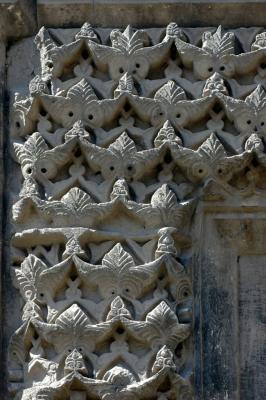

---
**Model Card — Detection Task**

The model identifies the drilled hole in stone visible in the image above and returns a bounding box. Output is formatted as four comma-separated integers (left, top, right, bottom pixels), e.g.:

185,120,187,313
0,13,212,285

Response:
81,49,89,60
164,152,172,164
68,111,74,117
88,114,94,120
40,109,47,117
41,168,47,173
212,103,223,114
116,327,125,335
124,103,131,112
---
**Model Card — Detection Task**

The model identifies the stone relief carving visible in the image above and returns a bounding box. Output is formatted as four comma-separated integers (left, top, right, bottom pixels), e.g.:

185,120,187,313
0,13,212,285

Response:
7,23,266,399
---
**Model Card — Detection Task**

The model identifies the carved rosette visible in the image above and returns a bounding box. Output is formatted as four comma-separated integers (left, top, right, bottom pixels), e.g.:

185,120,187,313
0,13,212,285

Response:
8,23,266,400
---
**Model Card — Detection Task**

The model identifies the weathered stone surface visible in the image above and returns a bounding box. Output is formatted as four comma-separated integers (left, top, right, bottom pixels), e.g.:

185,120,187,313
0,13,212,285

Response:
2,1,266,40
0,40,6,398
2,17,266,400
0,1,37,40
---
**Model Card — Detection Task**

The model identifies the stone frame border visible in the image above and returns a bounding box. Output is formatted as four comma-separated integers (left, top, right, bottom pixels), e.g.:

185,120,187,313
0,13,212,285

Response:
2,1,266,41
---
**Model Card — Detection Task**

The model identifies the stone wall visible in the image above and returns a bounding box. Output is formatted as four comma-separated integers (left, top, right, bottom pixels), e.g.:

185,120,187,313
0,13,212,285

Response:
1,2,266,400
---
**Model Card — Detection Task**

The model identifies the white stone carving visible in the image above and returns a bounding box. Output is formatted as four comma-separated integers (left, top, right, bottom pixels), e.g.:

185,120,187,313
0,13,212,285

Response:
9,22,266,399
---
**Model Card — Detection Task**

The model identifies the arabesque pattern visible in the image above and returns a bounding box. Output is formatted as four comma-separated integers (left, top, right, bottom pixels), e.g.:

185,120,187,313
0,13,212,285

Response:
8,23,266,400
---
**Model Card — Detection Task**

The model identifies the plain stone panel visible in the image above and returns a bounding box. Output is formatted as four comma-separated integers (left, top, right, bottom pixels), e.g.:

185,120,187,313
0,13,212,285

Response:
239,255,266,400
196,214,239,400
37,0,266,29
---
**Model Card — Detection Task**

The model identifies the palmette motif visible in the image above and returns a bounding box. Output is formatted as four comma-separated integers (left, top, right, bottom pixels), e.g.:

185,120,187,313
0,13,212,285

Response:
8,22,266,400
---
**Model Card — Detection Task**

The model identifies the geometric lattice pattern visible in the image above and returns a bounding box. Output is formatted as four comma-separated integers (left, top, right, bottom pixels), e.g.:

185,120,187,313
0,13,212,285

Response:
8,23,266,399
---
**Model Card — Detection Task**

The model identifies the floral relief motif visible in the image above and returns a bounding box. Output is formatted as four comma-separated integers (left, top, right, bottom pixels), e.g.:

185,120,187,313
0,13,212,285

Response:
8,22,266,400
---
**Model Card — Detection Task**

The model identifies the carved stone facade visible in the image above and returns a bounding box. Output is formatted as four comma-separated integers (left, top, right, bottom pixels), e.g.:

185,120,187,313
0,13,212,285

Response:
2,19,266,400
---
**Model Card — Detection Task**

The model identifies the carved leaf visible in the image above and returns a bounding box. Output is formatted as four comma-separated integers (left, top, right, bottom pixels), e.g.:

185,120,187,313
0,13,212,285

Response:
65,120,91,141
109,132,137,160
110,25,149,54
114,73,137,96
154,120,181,148
102,243,135,273
61,187,95,213
156,228,178,257
172,133,252,183
155,81,186,105
202,72,228,97
29,75,49,97
75,244,156,298
134,184,194,228
202,26,235,56
245,133,264,152
252,32,266,51
144,301,190,347
34,304,108,353
56,304,93,331
12,255,47,301
245,84,266,111
152,345,175,372
197,133,227,161
67,78,98,104
151,184,177,209
14,133,49,166
125,301,190,349
64,349,88,375
166,22,184,39
75,22,99,41
106,296,132,320
35,27,56,52
110,179,130,201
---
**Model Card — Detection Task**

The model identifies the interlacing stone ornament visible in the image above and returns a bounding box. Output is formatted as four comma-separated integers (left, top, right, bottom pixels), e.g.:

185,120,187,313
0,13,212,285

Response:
8,22,266,400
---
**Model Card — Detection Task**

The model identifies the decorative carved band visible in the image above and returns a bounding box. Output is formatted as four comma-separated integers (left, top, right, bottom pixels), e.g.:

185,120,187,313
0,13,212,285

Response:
8,23,266,399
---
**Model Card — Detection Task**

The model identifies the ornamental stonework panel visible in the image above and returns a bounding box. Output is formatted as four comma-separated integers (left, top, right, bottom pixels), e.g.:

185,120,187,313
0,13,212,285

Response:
3,23,266,400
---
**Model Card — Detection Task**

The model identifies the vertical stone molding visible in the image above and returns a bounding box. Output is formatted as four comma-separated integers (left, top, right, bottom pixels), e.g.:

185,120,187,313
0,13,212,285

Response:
6,24,266,399
0,41,6,389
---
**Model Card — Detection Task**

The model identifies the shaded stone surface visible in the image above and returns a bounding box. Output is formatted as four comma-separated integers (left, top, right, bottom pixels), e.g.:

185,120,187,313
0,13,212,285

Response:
0,4,266,400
